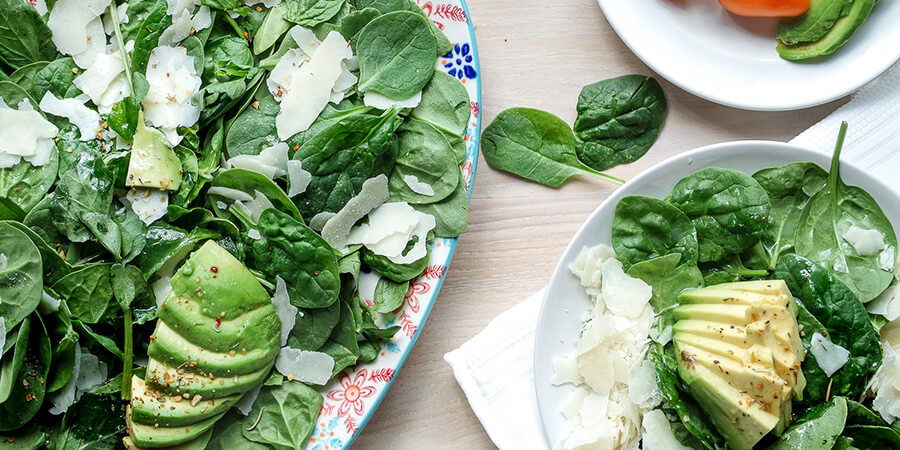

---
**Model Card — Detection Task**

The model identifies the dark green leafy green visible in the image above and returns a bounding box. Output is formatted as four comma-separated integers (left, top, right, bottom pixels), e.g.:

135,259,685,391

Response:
284,0,347,27
767,396,847,449
0,314,50,431
666,167,771,262
53,392,126,449
241,382,323,448
388,118,460,204
129,0,168,76
362,243,429,282
414,173,468,238
52,263,114,324
210,168,303,221
0,222,43,330
411,70,471,140
0,0,56,70
253,5,291,55
3,220,71,285
31,58,82,101
287,302,340,351
574,75,666,171
374,277,408,313
612,195,699,271
356,11,436,99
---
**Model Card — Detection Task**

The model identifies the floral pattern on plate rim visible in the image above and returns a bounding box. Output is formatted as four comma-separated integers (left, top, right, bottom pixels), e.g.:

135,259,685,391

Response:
307,1,481,448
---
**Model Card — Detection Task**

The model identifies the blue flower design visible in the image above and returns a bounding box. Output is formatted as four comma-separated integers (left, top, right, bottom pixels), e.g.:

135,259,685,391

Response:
443,43,476,81
310,417,344,450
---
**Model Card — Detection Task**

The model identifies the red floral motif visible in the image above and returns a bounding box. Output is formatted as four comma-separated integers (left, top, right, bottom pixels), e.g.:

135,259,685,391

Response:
319,402,335,417
424,265,445,279
461,160,473,190
344,416,358,434
435,4,468,22
404,281,431,313
399,311,418,337
369,368,394,383
470,101,479,119
326,370,377,418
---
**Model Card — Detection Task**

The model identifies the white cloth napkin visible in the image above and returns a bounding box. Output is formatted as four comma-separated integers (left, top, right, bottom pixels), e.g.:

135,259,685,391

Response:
444,62,900,450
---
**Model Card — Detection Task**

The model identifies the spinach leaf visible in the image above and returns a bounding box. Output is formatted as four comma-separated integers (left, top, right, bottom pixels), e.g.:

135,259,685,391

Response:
9,61,49,96
3,220,71,285
292,107,401,218
319,300,359,375
284,0,346,27
253,4,291,55
106,97,140,142
699,254,769,285
0,0,56,70
129,0,168,76
356,11,436,100
374,277,408,313
287,301,340,351
388,118,460,204
481,108,622,187
414,173,468,238
52,263,114,324
0,422,46,449
666,167,770,262
210,168,303,221
842,425,900,446
362,242,429,282
353,0,451,55
794,124,897,303
627,253,703,315
0,314,50,432
53,392,126,449
612,195,699,271
647,342,725,449
340,7,381,42
767,396,847,449
135,225,220,277
0,317,31,404
0,222,43,330
411,70,471,140
752,162,828,269
248,209,340,308
241,382,324,449
845,399,887,426
209,412,270,450
574,75,666,171
50,144,116,244
32,57,82,101
774,254,883,404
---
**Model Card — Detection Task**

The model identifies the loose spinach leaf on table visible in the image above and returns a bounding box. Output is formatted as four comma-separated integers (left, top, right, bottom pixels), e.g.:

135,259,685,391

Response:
0,314,51,432
356,11,436,100
0,0,57,70
0,222,43,330
612,195,699,271
767,396,847,450
574,75,666,171
752,162,828,269
388,118,461,204
241,381,323,449
774,254,883,404
248,209,340,308
481,108,623,187
666,167,771,263
794,123,897,303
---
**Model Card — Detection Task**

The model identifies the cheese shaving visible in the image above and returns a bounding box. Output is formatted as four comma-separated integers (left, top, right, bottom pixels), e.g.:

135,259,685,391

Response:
271,276,297,347
39,92,102,142
321,174,389,253
0,99,58,169
121,188,169,225
363,90,422,110
809,332,850,377
287,160,312,197
402,174,435,196
142,45,202,145
274,348,335,386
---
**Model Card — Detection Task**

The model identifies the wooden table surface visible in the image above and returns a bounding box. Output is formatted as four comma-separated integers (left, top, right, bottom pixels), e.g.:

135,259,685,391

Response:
356,1,844,448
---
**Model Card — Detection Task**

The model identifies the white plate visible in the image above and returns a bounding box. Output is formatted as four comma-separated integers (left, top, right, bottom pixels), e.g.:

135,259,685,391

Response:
598,0,900,111
532,141,900,446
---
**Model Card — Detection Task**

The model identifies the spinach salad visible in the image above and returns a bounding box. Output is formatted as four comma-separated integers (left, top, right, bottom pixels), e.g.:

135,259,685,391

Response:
0,0,471,447
608,123,899,448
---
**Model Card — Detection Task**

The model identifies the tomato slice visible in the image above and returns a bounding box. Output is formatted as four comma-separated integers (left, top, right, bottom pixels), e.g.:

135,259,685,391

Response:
717,0,810,17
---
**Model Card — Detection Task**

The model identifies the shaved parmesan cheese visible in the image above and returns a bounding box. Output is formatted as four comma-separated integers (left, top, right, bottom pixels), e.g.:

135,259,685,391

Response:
142,46,202,145
600,258,652,318
48,0,111,59
347,202,420,257
869,284,900,322
272,277,297,347
234,383,262,416
552,353,583,386
167,0,196,15
159,5,212,46
226,142,289,179
842,225,885,256
0,100,58,168
321,175,389,252
74,51,130,113
121,188,169,225
810,332,850,377
269,29,353,139
363,90,422,110
275,348,335,385
208,186,254,202
569,244,616,302
32,0,48,15
357,270,381,306
628,359,662,410
234,190,275,223
309,212,335,232
72,17,108,69
871,322,900,424
248,229,261,240
49,347,109,415
152,276,173,307
102,3,128,35
39,92,101,141
287,160,312,197
332,63,358,95
642,409,691,450
40,291,61,313
245,0,280,8
403,175,435,196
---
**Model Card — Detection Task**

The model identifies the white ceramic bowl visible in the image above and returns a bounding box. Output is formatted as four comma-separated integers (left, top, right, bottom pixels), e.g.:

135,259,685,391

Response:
532,141,900,446
598,0,900,111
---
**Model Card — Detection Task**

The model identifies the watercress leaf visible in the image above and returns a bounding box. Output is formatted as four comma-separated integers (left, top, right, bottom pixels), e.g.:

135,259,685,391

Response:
292,108,401,218
612,195,699,271
130,0,169,77
356,11,436,100
340,7,380,41
573,75,666,171
388,118,460,204
485,108,620,187
0,0,57,70
0,145,58,216
52,263,114,324
665,167,771,263
774,254,883,404
767,396,847,449
414,173,468,238
752,162,828,269
411,70,471,141
210,168,303,221
0,314,50,432
794,127,897,303
241,381,323,449
0,223,43,331
374,277,408,313
249,209,341,308
283,0,347,27
253,4,291,55
287,301,340,351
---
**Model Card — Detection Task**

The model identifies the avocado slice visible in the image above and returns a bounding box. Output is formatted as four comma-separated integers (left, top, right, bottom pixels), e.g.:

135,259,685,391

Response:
126,404,223,448
777,0,876,60
777,0,852,45
671,280,806,449
123,428,212,450
130,376,241,428
126,113,183,191
145,358,271,398
148,320,278,377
